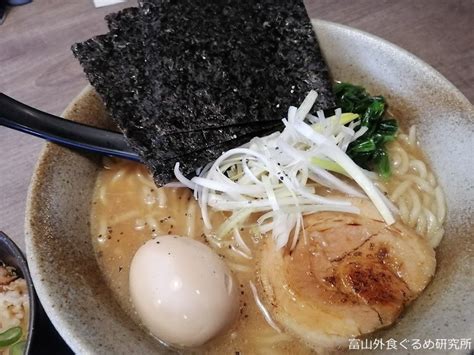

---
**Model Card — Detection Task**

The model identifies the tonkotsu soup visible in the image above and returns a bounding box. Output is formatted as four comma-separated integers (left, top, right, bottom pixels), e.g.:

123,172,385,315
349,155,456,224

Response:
90,124,446,353
91,160,307,354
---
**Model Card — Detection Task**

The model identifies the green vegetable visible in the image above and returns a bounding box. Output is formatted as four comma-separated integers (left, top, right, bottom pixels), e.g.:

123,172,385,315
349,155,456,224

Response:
374,149,391,179
349,139,377,154
378,119,398,136
334,82,398,178
10,340,26,355
0,326,22,347
334,82,374,114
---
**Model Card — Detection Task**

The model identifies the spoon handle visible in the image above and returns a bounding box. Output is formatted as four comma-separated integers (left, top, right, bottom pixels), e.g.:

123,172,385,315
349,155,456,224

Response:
0,93,140,161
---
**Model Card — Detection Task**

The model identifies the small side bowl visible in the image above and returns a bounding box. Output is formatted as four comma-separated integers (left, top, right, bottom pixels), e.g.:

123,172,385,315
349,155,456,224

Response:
0,231,36,354
0,232,72,354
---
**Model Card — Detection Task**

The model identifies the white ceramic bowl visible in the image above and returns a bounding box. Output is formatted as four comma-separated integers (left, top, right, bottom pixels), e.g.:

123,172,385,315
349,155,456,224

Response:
25,20,474,354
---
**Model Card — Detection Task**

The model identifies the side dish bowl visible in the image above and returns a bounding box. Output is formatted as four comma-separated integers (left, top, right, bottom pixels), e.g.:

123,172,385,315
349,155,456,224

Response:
0,232,35,354
25,20,473,354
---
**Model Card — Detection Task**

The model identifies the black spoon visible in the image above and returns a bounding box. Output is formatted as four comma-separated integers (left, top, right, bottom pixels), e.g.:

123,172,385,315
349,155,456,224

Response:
0,93,141,161
0,92,339,163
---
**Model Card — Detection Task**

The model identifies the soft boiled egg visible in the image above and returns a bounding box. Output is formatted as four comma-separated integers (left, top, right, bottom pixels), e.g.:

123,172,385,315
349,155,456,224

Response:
129,236,239,347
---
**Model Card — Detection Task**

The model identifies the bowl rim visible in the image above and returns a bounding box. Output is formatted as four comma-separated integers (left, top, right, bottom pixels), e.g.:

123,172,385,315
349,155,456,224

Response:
24,84,94,355
313,20,471,106
24,19,474,353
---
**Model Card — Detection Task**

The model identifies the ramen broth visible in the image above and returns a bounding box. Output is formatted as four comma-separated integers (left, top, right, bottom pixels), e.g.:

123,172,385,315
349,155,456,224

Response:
91,162,309,353
90,132,444,353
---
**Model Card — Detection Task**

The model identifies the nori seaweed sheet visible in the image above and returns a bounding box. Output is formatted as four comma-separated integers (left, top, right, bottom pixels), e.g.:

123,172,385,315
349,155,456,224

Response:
155,123,283,181
72,13,155,159
105,6,140,31
138,0,335,128
72,0,336,185
76,6,283,159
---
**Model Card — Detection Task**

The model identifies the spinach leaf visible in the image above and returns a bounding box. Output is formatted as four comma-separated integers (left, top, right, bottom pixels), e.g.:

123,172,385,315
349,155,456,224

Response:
335,82,398,177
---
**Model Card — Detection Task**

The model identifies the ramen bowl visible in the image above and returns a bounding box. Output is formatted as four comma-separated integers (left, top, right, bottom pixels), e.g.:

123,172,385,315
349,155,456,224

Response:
25,20,473,354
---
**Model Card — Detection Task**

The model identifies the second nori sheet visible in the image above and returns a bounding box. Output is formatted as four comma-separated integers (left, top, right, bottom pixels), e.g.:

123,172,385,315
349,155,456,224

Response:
74,7,282,171
73,0,336,185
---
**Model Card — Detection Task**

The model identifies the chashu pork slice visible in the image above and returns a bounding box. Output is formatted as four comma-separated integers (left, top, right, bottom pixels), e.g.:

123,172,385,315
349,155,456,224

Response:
258,199,436,349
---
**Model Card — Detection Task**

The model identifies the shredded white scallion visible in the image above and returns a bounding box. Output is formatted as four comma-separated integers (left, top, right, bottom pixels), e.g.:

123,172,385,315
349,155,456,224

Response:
174,90,395,248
